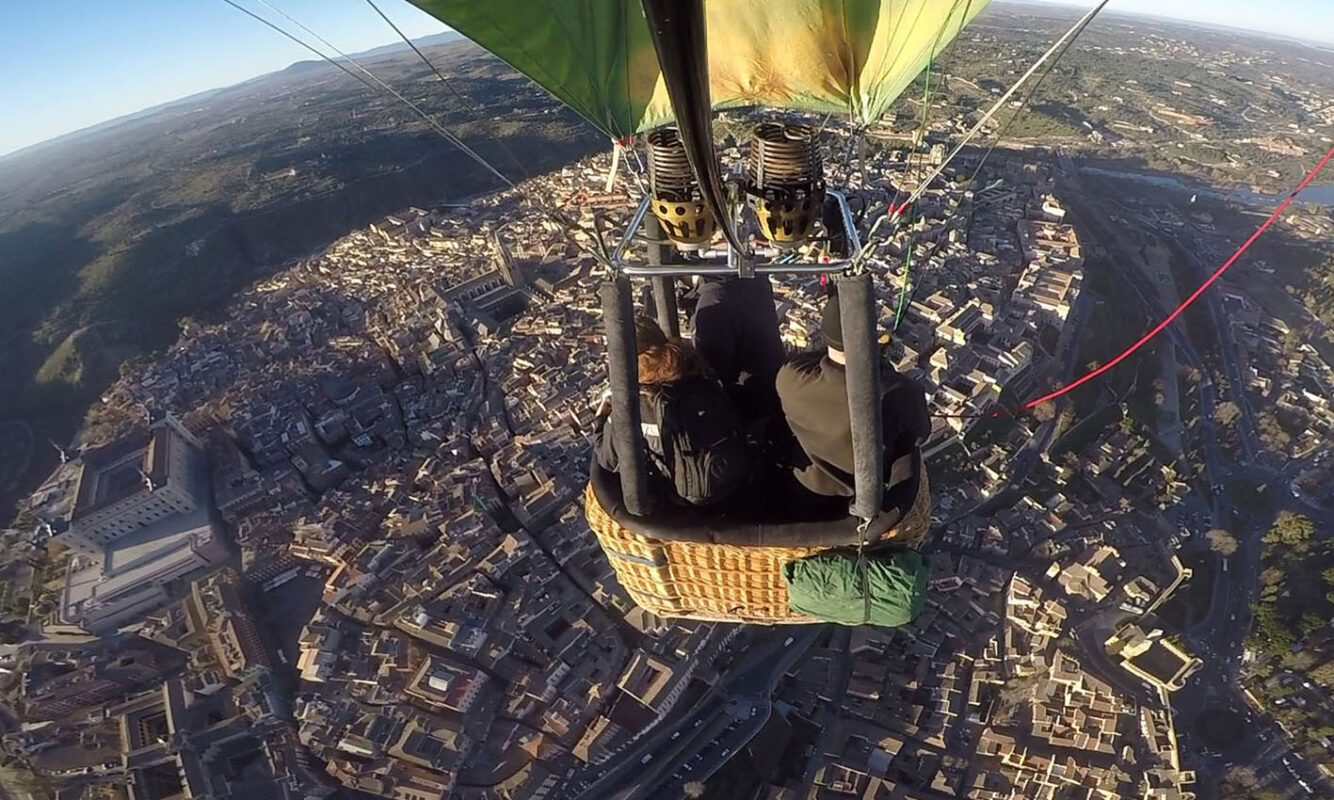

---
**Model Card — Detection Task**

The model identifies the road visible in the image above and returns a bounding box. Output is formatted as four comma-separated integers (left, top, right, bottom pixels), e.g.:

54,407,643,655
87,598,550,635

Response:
571,628,820,800
1062,160,1334,798
1170,229,1261,461
626,629,821,800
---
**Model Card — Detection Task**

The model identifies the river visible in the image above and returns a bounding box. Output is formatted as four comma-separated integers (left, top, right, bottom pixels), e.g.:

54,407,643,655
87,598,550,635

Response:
1077,166,1334,207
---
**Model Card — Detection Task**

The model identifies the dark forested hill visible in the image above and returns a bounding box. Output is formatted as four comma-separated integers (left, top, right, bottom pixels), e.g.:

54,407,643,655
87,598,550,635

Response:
0,36,601,515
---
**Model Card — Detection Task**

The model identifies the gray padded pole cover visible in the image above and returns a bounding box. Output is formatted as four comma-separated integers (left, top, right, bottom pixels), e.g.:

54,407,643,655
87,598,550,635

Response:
645,217,681,338
600,277,651,516
837,272,884,522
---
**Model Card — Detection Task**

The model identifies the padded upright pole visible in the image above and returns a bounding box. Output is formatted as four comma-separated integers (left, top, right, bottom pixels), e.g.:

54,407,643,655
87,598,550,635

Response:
837,272,884,522
645,217,681,338
651,278,680,340
601,276,651,516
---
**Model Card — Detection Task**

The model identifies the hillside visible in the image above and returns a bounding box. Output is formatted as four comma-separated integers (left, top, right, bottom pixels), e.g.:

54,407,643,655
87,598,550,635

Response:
0,36,602,518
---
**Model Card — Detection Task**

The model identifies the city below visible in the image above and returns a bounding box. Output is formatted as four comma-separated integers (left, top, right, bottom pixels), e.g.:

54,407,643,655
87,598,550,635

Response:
1,7,1334,800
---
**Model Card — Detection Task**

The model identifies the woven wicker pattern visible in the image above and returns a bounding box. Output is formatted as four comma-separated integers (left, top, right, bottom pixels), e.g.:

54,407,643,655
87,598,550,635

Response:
585,472,930,624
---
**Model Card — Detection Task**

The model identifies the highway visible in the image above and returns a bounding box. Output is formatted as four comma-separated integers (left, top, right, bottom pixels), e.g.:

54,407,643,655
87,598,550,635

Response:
1061,161,1334,798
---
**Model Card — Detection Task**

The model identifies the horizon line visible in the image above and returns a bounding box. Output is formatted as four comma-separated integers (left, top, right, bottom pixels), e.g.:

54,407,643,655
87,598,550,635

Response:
4,5,1330,161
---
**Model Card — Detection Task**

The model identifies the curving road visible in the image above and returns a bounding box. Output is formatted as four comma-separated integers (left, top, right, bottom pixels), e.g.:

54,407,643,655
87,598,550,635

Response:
1059,161,1334,798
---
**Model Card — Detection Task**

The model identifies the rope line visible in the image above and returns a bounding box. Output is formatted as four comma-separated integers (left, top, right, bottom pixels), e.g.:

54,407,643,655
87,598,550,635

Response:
859,0,1111,260
892,41,939,331
966,17,1081,186
222,0,610,265
248,0,515,187
889,0,971,329
218,0,381,93
934,141,1334,420
892,0,1109,220
363,0,531,181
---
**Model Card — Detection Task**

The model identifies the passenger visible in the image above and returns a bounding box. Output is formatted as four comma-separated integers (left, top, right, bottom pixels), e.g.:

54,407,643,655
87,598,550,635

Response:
595,316,751,508
775,292,931,499
686,276,786,418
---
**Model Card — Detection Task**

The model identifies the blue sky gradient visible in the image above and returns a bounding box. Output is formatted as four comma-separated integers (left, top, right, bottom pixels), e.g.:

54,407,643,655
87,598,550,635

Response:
2,0,1331,157
1038,0,1333,41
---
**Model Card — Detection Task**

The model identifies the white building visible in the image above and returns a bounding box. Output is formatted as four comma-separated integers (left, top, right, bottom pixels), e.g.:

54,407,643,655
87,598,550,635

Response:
56,415,226,632
60,415,205,555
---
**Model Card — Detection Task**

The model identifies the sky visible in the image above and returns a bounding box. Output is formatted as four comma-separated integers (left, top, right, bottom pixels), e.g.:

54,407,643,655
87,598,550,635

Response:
0,0,444,157
1038,0,1334,41
1,0,1332,158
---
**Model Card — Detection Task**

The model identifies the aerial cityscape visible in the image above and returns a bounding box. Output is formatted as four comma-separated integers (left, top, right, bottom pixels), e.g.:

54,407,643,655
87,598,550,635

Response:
1,2,1334,800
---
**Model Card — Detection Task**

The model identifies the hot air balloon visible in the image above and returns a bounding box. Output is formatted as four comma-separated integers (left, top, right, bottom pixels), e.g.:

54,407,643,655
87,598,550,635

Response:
408,0,990,625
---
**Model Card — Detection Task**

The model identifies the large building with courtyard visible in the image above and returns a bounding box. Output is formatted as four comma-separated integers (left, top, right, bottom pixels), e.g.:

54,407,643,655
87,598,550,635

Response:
57,415,226,632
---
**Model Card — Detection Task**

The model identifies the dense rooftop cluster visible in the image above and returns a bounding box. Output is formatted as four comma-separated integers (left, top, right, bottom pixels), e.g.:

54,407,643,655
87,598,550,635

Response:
8,115,1327,798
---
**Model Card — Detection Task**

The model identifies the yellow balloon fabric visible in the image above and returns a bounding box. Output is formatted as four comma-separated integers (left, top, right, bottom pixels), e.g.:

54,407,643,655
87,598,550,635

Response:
409,0,990,137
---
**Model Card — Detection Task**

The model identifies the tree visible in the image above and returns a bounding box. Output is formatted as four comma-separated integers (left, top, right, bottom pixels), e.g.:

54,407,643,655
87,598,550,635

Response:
1308,659,1334,689
1033,401,1056,422
118,354,152,378
1257,412,1291,451
1207,529,1239,556
1263,511,1314,548
1057,407,1076,435
1215,401,1241,426
11,509,36,531
1223,765,1258,790
683,782,706,799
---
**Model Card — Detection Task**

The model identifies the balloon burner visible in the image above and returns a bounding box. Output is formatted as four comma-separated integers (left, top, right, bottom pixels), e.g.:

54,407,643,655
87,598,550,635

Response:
646,127,717,250
746,123,825,249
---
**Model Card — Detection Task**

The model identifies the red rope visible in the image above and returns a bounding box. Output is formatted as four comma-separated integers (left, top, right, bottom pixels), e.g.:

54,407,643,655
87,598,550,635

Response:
936,142,1334,420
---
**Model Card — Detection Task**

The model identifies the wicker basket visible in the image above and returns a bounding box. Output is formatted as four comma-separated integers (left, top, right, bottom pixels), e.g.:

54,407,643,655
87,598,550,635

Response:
585,472,930,624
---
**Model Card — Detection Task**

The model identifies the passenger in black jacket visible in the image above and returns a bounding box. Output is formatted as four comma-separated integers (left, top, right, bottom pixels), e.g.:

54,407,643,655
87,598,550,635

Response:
775,294,931,498
595,316,750,507
687,276,786,418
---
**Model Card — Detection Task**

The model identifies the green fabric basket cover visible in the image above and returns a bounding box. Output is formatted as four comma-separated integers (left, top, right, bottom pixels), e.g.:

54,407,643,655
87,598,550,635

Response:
782,548,929,626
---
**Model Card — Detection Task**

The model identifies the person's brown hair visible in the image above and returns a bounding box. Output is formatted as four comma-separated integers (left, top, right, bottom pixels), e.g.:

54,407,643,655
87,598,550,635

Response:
634,315,708,386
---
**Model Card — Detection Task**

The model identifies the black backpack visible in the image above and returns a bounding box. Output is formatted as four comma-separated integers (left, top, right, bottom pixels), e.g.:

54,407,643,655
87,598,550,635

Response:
642,376,751,507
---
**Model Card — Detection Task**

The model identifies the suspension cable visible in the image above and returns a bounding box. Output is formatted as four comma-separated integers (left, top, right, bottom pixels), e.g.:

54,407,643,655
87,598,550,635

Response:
892,0,972,331
861,0,1111,254
891,52,936,332
966,9,1097,187
893,42,943,330
221,0,610,265
246,0,515,188
219,0,381,93
362,0,530,182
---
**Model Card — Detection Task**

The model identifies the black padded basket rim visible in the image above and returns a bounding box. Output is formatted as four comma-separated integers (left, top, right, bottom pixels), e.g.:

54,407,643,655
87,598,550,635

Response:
587,451,922,548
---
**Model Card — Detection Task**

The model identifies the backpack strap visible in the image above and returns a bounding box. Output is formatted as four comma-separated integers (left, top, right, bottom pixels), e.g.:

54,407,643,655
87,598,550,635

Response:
640,385,675,479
